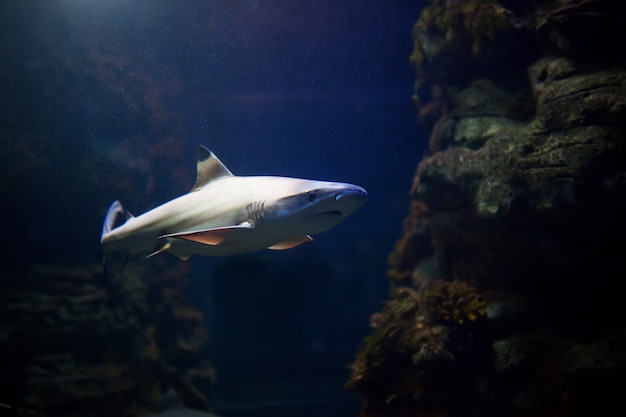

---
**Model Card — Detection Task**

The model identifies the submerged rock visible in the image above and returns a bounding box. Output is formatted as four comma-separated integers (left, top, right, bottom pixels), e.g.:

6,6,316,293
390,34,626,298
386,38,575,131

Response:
349,1,626,416
0,262,214,417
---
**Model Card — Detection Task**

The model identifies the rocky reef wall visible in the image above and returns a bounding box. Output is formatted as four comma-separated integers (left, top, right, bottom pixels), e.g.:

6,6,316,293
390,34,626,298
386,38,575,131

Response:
0,260,214,417
0,3,216,414
348,1,626,416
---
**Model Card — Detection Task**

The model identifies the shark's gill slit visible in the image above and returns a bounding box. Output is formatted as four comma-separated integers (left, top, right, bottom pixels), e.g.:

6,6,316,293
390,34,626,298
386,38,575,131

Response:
246,201,265,224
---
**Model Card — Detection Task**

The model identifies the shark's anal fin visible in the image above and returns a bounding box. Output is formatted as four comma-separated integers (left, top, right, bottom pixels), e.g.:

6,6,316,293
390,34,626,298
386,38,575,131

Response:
160,223,254,246
268,235,313,250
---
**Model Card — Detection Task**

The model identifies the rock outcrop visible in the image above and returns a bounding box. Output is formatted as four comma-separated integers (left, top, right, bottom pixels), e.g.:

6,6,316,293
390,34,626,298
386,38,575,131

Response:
348,1,626,416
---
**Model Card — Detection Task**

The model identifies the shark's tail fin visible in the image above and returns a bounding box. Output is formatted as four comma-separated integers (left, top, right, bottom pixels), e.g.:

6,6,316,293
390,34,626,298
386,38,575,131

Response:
101,200,132,242
101,200,132,283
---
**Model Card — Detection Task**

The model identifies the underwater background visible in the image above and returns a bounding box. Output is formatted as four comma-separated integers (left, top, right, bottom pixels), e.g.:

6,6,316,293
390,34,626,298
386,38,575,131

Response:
3,1,626,417
1,1,421,417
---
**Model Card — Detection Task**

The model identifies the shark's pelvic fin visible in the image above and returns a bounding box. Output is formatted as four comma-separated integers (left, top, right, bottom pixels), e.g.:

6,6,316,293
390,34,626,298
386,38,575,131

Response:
160,223,254,246
268,235,313,250
146,242,190,261
146,242,172,258
191,145,234,192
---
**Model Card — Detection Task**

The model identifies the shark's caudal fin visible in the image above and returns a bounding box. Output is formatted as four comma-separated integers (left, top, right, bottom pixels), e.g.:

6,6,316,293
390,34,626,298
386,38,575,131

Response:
101,200,132,242
101,200,132,282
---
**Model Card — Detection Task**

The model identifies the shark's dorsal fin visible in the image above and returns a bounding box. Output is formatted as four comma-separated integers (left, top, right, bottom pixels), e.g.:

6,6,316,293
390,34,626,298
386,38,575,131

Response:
191,146,234,192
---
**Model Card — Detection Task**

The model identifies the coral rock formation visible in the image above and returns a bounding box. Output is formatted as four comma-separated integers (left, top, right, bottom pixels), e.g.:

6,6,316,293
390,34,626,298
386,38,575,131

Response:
349,1,626,416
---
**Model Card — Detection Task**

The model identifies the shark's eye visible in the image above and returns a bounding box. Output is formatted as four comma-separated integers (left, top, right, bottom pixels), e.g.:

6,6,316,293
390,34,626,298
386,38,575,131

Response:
306,191,318,202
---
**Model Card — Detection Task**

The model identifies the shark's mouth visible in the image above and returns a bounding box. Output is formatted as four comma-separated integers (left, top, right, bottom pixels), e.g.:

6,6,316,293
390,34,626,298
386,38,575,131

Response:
304,211,343,232
323,210,342,217
305,211,342,221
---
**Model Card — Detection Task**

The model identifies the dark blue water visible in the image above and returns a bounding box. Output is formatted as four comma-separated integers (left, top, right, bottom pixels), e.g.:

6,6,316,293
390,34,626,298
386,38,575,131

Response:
1,1,423,416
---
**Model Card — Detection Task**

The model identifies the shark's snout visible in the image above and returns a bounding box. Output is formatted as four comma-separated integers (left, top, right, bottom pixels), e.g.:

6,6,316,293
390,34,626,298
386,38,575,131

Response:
331,185,367,219
302,185,366,234
335,186,368,203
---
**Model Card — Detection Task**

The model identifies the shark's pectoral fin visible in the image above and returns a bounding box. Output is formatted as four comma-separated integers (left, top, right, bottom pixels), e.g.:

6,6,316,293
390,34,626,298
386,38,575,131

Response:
268,235,313,250
160,223,254,246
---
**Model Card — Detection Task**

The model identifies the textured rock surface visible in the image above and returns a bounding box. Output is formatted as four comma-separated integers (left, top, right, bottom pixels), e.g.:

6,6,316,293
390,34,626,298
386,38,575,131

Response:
349,0,626,416
0,261,214,417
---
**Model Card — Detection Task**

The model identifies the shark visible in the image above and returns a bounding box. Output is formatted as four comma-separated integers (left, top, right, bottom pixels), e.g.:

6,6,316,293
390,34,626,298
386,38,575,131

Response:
101,145,367,260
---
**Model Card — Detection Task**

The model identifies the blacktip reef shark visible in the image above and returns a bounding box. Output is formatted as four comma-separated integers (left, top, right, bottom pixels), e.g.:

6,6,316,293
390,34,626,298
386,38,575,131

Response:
101,146,367,261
